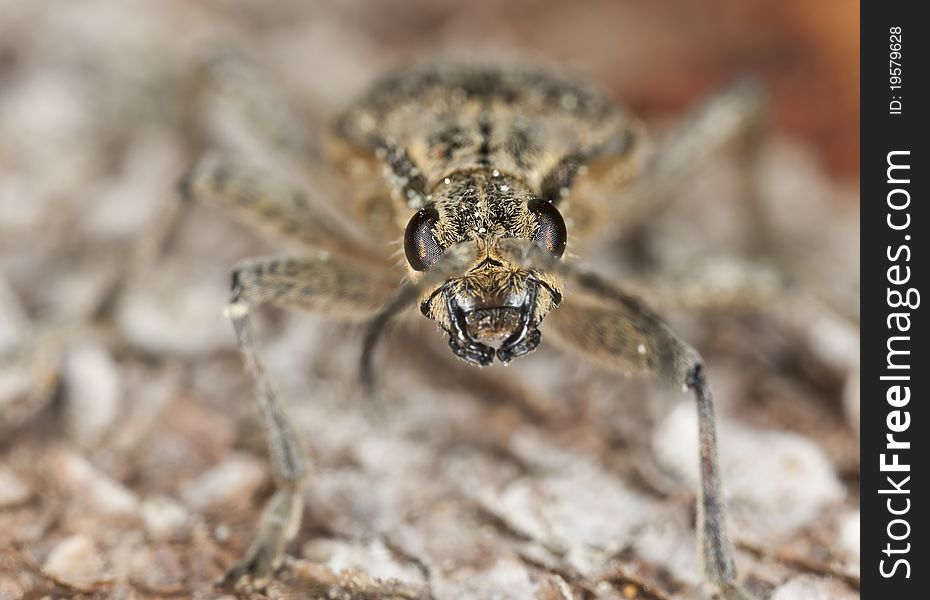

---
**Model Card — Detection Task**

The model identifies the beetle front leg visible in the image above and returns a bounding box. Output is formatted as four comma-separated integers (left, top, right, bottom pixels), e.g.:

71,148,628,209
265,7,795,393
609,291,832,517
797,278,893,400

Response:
221,297,306,592
544,280,754,600
684,365,752,599
219,252,391,591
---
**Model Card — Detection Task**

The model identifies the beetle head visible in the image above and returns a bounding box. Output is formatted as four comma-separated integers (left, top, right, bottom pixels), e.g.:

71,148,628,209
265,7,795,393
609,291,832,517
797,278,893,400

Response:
404,170,565,365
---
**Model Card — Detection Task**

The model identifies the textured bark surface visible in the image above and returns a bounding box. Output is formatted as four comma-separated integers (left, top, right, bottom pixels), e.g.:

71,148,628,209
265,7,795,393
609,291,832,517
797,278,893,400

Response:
0,2,858,599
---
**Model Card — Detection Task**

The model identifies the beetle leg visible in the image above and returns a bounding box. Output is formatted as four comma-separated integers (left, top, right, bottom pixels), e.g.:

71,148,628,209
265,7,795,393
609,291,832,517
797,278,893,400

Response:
178,155,376,257
620,257,786,315
544,282,753,600
497,240,754,599
173,159,397,590
183,51,322,164
621,78,770,253
219,253,391,591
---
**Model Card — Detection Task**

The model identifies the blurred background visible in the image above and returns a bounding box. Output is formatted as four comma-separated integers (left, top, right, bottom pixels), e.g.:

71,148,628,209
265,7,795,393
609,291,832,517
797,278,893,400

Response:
0,1,859,599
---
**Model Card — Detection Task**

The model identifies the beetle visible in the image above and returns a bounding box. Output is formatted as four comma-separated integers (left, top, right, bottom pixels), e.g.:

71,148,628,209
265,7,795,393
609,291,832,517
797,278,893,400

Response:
179,59,766,599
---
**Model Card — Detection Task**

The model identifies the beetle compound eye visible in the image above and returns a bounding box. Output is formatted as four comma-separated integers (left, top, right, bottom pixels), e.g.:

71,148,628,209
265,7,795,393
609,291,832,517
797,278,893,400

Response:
529,198,567,258
404,207,443,271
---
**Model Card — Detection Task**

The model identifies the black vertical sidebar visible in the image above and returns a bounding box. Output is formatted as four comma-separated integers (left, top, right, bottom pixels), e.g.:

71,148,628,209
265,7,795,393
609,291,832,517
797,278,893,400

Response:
861,1,927,597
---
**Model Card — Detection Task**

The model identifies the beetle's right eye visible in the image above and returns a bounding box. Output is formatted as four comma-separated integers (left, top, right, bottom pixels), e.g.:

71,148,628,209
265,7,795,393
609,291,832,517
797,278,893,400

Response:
404,207,443,271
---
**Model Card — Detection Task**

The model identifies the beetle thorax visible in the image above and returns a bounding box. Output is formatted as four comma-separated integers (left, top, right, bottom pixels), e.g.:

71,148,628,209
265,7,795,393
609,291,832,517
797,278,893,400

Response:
430,168,537,248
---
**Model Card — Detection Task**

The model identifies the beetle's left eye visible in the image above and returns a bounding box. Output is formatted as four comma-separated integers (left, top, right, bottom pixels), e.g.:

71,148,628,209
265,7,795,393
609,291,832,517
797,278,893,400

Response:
529,198,567,257
404,207,443,271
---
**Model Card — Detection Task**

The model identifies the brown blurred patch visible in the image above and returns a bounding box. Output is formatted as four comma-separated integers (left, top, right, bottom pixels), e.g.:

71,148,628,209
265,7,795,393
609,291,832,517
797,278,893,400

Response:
334,0,859,178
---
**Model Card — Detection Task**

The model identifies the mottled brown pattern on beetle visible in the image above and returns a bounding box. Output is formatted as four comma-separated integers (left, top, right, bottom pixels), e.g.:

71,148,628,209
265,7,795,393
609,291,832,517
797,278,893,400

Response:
331,64,642,342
